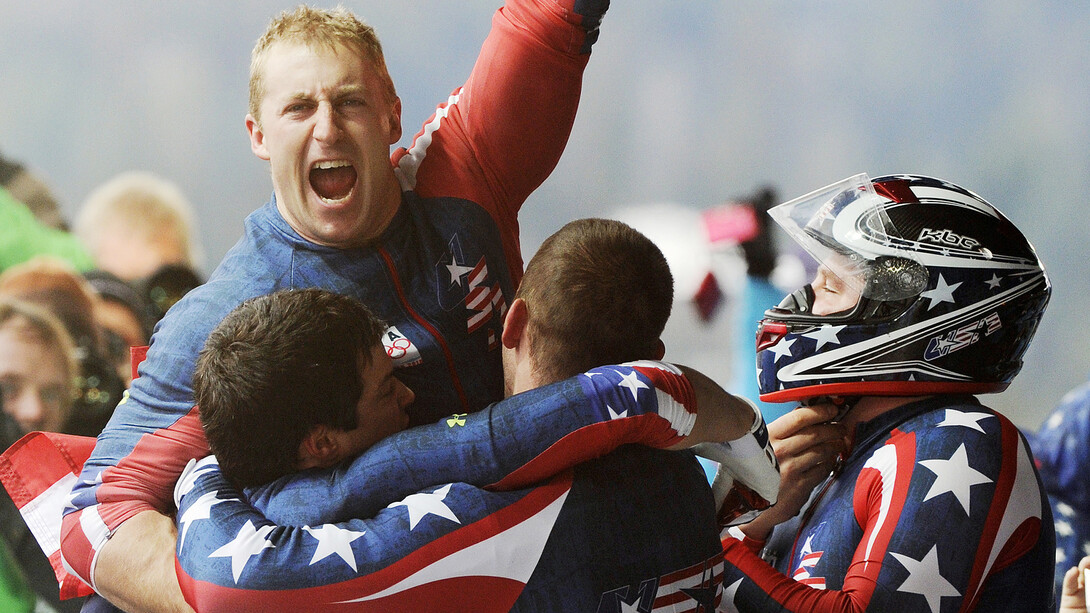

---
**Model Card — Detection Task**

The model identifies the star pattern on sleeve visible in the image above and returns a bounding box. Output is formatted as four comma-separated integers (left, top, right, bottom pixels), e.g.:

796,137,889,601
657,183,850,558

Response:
209,520,275,583
388,483,461,530
936,409,993,433
918,443,993,515
891,545,960,613
607,405,628,419
616,369,650,401
1056,519,1074,538
722,578,743,612
303,524,366,572
178,490,237,549
1045,411,1064,430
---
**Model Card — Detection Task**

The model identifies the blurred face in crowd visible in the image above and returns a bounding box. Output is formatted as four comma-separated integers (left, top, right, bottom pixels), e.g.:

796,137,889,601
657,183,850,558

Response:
247,41,403,249
0,317,71,433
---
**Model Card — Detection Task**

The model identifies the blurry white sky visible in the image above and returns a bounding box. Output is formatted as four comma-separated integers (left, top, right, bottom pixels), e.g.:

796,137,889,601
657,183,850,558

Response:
2,1,1087,428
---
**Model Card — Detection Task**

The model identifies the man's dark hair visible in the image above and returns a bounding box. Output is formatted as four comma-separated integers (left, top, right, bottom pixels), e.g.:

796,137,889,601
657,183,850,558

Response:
194,288,386,488
516,218,673,382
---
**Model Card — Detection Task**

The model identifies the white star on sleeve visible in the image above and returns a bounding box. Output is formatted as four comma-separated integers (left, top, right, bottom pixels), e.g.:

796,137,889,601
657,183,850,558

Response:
1057,520,1075,538
303,524,366,572
721,578,742,613
921,274,962,310
936,409,993,433
176,456,221,499
1057,502,1076,517
178,490,236,549
1046,412,1065,429
919,444,993,515
388,483,461,530
209,520,275,583
891,545,960,613
802,325,845,349
607,405,627,419
769,337,796,363
616,370,649,401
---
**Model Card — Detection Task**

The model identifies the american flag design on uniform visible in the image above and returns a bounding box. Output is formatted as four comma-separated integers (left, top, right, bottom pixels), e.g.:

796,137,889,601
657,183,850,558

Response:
2,362,733,610
720,398,1055,612
174,363,722,612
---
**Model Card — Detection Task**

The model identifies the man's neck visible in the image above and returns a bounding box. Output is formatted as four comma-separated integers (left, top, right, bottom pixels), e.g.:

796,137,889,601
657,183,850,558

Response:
841,395,931,429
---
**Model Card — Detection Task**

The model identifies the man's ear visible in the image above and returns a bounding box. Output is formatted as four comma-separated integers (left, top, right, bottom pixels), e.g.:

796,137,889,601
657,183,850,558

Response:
246,113,270,161
652,338,666,360
501,298,529,350
298,424,340,470
386,96,403,145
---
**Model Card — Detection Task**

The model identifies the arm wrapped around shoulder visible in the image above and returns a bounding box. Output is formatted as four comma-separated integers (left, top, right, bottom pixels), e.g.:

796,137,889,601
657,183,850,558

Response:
692,398,781,527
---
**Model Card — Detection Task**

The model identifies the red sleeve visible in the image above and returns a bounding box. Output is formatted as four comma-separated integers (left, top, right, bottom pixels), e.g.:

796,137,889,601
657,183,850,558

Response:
393,0,602,283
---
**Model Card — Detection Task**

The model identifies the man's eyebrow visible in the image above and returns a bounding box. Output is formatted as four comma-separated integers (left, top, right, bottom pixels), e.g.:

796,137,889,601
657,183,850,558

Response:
332,84,368,100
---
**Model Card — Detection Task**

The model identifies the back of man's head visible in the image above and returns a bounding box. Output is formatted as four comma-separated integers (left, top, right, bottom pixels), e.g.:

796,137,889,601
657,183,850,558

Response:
194,288,386,489
517,218,673,383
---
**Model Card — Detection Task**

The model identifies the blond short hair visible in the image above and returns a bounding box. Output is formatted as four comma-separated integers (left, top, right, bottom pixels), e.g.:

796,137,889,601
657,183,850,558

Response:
248,4,397,123
75,171,202,271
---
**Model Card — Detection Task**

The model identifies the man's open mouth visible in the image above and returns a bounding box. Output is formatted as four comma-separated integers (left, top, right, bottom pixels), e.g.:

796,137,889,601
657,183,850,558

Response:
310,160,358,202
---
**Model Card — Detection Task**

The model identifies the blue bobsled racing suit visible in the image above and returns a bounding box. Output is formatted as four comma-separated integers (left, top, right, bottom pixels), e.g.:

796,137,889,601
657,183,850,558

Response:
174,363,733,612
62,0,611,590
720,396,1055,612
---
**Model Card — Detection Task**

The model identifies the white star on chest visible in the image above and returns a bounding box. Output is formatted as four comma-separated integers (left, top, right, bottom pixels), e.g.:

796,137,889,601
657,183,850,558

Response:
921,274,962,310
919,443,993,515
303,524,366,572
769,337,797,363
800,533,817,556
802,325,845,349
209,520,275,583
616,370,649,401
936,409,992,433
891,545,960,613
985,274,1002,290
178,490,236,549
446,256,475,287
388,483,461,530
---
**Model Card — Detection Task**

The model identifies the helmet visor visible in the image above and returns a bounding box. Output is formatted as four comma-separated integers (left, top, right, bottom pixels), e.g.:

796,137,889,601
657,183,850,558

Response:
769,173,926,302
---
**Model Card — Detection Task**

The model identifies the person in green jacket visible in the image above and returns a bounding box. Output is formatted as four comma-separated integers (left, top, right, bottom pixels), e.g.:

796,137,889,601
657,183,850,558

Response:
0,185,92,274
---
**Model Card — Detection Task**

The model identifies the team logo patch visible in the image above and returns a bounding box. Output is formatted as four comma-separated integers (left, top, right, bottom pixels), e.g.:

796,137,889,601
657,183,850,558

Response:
383,325,422,367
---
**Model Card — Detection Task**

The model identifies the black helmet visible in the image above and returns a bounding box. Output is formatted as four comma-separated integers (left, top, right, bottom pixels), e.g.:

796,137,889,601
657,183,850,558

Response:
755,173,1050,402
